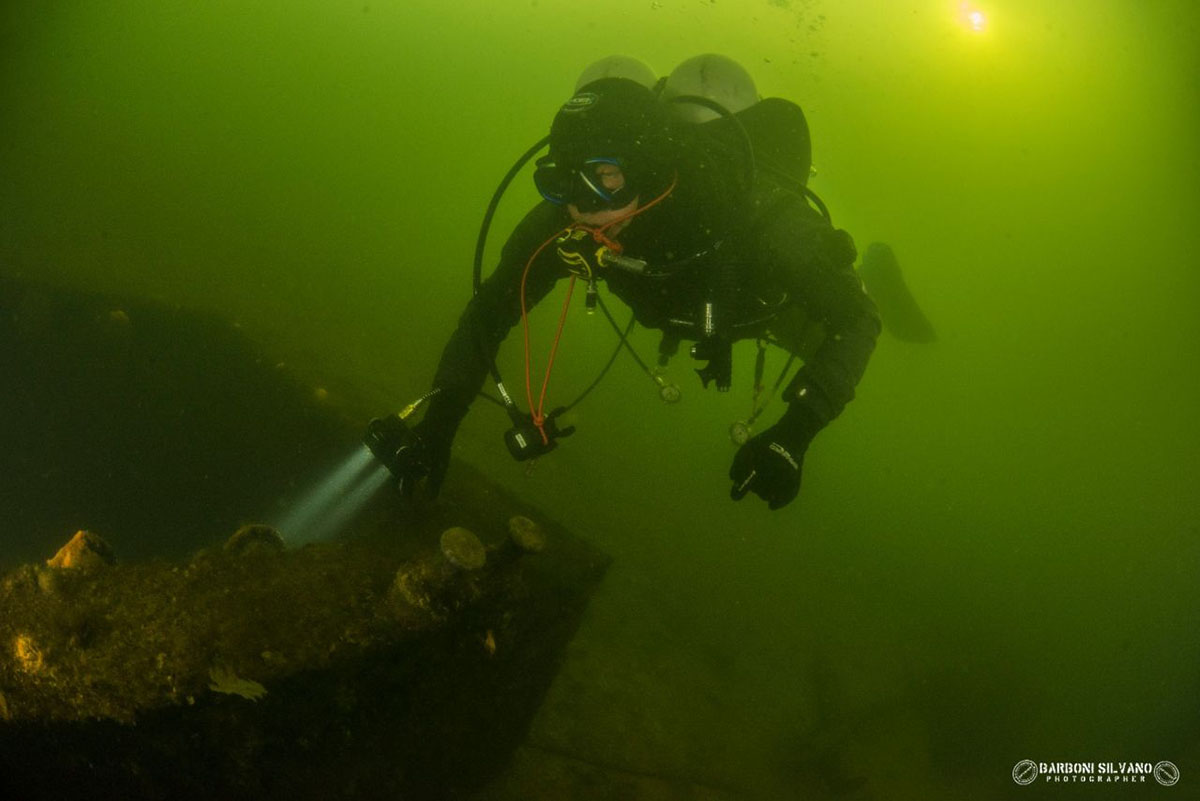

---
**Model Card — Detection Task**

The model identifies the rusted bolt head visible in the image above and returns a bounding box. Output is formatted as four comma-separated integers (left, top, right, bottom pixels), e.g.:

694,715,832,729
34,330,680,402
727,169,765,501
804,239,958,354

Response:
225,524,285,555
507,516,545,553
440,527,486,570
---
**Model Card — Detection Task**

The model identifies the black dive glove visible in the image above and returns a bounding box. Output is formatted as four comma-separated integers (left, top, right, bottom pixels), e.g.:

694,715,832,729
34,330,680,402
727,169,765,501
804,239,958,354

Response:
364,393,464,499
365,413,440,498
408,399,465,498
728,403,822,510
384,422,439,498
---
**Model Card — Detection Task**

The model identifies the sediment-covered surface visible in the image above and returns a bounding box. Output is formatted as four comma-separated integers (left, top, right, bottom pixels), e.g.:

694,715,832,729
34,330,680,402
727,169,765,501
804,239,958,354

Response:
0,507,608,801
0,275,611,800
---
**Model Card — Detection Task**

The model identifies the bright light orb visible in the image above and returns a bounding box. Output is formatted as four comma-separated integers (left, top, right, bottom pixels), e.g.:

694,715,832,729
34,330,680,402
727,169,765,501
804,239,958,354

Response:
958,3,988,34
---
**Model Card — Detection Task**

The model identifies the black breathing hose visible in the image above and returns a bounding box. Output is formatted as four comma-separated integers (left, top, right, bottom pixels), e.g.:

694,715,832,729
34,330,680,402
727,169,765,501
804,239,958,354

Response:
473,135,550,296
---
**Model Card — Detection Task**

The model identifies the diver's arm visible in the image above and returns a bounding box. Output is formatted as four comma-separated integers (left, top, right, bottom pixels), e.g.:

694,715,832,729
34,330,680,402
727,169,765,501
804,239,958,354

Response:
728,202,880,509
421,202,569,440
767,202,881,426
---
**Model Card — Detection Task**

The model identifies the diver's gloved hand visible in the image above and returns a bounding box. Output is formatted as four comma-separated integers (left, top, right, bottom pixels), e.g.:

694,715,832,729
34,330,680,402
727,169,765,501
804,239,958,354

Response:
364,392,462,499
408,415,456,499
728,403,822,510
365,412,438,498
409,390,473,498
376,424,429,498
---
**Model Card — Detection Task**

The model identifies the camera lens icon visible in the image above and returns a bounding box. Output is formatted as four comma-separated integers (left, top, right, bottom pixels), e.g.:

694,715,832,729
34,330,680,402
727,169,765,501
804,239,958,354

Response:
1012,760,1039,785
1154,761,1179,787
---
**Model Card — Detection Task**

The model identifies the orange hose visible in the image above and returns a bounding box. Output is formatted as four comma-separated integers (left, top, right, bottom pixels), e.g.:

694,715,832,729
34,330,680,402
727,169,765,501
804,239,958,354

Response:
517,172,679,443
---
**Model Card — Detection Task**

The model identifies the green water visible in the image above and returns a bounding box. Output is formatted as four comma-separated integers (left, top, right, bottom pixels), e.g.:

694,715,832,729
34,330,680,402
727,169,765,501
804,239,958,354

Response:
3,0,1198,797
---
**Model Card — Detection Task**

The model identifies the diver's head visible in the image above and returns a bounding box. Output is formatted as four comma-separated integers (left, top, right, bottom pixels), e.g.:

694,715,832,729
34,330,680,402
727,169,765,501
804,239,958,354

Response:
534,77,676,223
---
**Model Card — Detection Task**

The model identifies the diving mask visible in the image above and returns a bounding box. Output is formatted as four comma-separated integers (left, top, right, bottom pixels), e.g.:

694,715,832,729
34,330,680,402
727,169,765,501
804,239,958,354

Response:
534,155,638,212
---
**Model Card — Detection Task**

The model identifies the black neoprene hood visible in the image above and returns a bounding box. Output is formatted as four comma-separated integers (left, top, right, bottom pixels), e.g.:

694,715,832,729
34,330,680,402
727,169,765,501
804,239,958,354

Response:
548,77,676,198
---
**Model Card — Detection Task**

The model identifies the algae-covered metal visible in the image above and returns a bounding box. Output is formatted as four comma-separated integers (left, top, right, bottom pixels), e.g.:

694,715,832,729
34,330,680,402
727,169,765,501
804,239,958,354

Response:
0,277,611,799
0,511,609,800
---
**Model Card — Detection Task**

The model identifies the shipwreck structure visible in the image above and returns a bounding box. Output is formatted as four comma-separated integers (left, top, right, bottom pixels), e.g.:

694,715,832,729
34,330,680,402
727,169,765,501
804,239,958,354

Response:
0,275,609,800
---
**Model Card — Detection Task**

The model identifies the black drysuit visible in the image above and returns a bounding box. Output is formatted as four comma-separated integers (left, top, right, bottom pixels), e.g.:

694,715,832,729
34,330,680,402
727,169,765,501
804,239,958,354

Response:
422,169,881,453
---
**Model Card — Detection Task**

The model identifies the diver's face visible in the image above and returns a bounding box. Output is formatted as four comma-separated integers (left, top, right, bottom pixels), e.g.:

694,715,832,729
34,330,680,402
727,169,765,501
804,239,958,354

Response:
567,162,638,233
590,161,627,194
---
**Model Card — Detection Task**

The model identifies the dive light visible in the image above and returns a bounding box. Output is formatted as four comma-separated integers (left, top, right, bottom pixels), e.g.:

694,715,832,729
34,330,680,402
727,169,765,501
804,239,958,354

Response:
364,389,440,481
364,414,424,479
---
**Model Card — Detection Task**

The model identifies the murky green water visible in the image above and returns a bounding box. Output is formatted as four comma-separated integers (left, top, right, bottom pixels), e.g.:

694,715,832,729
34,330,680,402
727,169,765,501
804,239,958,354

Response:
3,1,1198,797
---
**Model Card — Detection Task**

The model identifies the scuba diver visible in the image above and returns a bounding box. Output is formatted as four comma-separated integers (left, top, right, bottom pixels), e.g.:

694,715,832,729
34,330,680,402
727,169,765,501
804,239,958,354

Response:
576,54,935,345
368,55,923,510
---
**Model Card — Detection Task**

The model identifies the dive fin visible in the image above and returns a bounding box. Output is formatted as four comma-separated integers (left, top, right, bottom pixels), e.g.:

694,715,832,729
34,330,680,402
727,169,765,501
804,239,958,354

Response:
858,242,937,343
